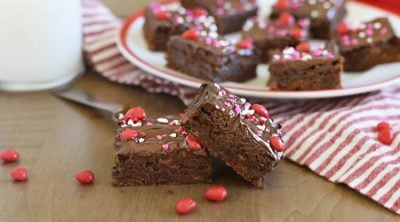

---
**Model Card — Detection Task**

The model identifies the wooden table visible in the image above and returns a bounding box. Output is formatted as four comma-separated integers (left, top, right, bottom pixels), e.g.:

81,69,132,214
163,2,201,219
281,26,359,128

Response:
0,73,398,222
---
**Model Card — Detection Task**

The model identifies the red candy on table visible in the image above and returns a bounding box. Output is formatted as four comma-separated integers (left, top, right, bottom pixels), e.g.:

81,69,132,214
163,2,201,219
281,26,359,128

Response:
182,29,200,41
270,136,285,152
296,42,311,52
377,129,394,145
0,149,20,163
185,134,202,150
277,12,295,26
155,11,172,20
176,198,197,215
11,167,28,182
75,170,95,184
124,107,146,122
119,128,138,141
204,186,228,202
251,104,269,118
236,38,254,49
376,121,391,131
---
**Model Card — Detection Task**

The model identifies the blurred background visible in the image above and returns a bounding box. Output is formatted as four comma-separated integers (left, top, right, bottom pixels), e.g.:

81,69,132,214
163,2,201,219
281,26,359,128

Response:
101,0,148,17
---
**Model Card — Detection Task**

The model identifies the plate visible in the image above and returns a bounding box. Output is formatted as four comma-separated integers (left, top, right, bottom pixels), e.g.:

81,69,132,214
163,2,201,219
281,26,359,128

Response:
117,0,400,99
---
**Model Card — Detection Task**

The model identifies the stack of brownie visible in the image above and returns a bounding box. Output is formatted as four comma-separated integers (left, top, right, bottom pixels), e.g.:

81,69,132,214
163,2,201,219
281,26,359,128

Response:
112,83,285,188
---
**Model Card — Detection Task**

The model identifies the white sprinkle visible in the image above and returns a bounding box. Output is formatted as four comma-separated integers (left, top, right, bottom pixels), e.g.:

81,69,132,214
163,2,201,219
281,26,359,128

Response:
273,54,281,60
308,0,317,5
358,32,366,38
367,37,373,43
311,10,319,18
240,98,247,104
138,138,145,143
215,105,220,110
374,22,382,29
127,119,142,127
323,2,331,9
169,133,177,138
257,125,266,131
157,118,169,124
117,113,124,120
241,109,255,116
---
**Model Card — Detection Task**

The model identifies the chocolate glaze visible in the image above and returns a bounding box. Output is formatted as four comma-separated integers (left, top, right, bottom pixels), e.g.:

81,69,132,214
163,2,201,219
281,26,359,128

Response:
182,83,284,188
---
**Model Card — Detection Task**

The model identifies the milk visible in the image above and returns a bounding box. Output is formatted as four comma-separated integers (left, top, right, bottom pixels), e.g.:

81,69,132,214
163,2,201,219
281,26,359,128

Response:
0,0,84,91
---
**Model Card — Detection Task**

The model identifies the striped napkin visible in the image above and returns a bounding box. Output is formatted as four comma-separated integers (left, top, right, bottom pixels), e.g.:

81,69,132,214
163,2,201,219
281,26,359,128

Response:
82,0,400,214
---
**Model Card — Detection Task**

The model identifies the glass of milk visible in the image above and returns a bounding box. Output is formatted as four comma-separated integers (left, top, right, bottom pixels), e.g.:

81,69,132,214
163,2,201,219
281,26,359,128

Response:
0,0,84,91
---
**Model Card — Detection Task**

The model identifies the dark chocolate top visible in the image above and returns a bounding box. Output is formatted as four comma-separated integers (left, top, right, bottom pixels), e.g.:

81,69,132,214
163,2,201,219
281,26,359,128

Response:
270,43,338,64
115,114,206,155
242,16,310,42
145,3,217,32
336,17,396,52
190,0,258,17
272,0,344,21
170,30,257,64
193,83,284,163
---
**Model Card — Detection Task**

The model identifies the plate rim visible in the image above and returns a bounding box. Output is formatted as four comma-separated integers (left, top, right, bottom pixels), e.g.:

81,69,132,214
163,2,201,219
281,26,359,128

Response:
117,0,400,99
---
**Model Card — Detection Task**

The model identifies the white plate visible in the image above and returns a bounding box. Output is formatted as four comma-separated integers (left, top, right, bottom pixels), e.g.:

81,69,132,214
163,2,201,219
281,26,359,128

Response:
117,0,400,99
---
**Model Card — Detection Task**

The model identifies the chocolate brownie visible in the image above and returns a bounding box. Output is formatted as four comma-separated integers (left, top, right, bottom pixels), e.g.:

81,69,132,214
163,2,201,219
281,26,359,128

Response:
268,43,343,90
335,17,400,72
143,3,217,51
180,0,258,34
242,12,310,62
166,29,259,82
271,0,347,39
113,109,212,186
181,83,284,188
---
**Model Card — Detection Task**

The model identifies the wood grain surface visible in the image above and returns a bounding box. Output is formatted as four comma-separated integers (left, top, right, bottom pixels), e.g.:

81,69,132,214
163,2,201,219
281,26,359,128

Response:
0,73,398,222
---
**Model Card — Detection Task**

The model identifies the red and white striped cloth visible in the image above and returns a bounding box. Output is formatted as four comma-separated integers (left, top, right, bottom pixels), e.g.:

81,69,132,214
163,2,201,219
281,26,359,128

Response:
82,0,400,214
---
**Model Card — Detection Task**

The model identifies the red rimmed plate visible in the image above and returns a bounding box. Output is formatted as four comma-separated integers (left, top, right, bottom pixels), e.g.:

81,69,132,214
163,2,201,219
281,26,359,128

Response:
117,0,400,99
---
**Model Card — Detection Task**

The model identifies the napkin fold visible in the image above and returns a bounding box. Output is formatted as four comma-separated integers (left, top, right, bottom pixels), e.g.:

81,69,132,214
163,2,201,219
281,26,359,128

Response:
82,0,400,214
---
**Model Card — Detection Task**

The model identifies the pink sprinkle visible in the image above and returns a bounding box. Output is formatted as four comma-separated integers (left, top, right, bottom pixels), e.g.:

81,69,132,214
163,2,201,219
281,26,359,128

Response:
380,28,388,35
365,28,374,37
234,104,241,114
162,144,169,151
351,38,359,45
156,135,163,140
257,130,263,136
267,26,275,33
313,49,323,57
146,122,153,126
212,40,221,48
224,101,232,107
216,7,224,15
244,103,251,110
149,2,161,11
205,37,212,45
169,120,178,126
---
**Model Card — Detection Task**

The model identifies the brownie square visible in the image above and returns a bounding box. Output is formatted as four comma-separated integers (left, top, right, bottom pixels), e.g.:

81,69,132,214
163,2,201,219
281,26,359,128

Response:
335,17,400,72
242,13,310,62
143,3,217,51
180,0,258,34
166,29,259,82
181,83,284,188
268,43,343,90
271,0,347,39
113,114,212,186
